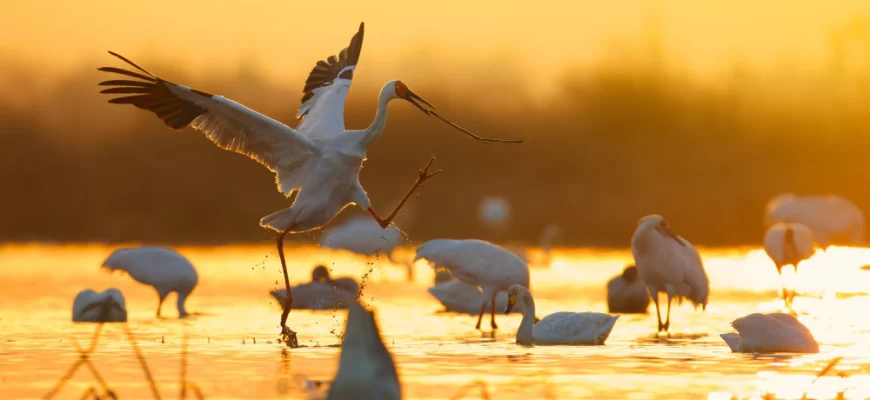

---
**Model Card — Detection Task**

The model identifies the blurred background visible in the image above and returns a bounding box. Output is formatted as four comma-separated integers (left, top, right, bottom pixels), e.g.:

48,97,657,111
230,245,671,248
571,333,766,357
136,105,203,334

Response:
2,0,870,246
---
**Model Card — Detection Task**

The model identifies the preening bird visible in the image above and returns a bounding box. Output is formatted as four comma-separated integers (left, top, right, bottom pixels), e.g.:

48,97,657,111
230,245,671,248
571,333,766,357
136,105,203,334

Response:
720,312,818,353
98,22,521,346
72,288,127,323
270,265,359,310
319,216,412,280
763,223,815,307
327,301,401,400
631,215,709,334
101,247,198,318
765,193,864,248
415,239,529,331
606,265,650,314
504,285,619,346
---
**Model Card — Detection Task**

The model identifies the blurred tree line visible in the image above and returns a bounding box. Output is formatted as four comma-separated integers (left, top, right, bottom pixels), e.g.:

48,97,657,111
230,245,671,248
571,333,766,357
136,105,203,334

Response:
1,24,869,247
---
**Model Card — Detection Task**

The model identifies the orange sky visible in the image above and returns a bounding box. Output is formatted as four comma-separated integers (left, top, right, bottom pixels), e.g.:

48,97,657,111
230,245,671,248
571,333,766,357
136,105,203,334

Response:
3,0,870,88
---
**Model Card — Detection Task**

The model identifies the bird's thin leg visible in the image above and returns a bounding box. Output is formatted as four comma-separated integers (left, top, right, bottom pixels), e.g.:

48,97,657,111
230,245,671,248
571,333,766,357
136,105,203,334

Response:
651,292,663,333
475,303,486,330
368,157,442,229
664,295,672,335
277,223,299,348
490,291,498,330
156,295,165,318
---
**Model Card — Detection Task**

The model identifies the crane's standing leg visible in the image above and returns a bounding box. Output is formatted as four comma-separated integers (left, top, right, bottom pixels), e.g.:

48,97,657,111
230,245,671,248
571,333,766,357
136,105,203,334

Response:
475,303,486,330
368,158,442,229
157,294,166,318
490,291,498,330
648,287,663,333
277,223,298,348
663,295,672,336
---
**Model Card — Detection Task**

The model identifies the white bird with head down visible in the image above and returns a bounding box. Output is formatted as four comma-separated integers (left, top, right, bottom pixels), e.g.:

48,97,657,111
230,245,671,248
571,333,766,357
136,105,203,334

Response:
73,288,128,323
270,265,358,310
319,216,412,280
97,23,521,346
720,312,818,353
415,239,529,331
101,247,198,318
504,285,619,346
631,215,709,334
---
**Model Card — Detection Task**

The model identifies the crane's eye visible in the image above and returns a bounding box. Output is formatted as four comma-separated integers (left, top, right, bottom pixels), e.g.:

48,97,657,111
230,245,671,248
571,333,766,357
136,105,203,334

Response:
395,81,406,97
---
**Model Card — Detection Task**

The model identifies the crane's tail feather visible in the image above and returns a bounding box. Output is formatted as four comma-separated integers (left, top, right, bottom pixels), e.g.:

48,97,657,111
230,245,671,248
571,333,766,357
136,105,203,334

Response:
260,207,295,232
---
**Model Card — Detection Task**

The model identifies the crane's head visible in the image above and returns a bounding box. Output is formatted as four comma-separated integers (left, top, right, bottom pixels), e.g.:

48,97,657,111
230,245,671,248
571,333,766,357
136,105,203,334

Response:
312,265,332,283
385,80,524,144
639,215,685,247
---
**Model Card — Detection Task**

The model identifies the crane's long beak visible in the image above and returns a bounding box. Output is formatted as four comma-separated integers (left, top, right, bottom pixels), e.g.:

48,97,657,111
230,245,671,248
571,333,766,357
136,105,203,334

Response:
402,88,524,144
658,224,686,247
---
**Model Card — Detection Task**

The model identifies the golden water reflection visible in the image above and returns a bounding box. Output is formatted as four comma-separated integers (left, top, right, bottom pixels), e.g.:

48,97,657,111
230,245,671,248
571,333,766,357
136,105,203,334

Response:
1,244,870,399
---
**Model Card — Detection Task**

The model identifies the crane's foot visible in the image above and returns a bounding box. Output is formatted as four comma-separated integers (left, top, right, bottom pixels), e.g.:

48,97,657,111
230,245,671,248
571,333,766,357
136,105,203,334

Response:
490,321,498,330
663,321,670,333
281,326,299,348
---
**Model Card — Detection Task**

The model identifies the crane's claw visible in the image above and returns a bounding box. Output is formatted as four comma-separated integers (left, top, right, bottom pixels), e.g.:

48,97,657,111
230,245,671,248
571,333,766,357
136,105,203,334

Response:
281,326,299,348
418,157,442,182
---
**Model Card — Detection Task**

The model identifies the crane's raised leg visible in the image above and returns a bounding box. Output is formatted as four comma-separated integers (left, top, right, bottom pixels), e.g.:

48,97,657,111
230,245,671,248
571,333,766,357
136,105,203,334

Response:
490,291,498,330
277,223,299,348
368,157,442,229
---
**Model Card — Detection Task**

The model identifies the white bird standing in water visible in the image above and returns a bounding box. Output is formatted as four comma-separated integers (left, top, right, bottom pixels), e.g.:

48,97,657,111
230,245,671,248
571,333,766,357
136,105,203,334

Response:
631,215,709,334
763,223,815,307
504,285,619,346
327,301,400,400
415,239,529,331
720,312,818,353
320,216,412,280
97,23,521,346
73,288,128,323
102,247,198,318
765,193,864,248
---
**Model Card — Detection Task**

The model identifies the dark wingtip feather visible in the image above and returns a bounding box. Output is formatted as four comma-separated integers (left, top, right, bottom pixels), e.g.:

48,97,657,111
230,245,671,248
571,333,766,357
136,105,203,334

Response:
107,51,157,78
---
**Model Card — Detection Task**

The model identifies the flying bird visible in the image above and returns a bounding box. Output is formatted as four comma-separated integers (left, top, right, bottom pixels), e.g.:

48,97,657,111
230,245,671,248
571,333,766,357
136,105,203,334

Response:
631,215,709,334
97,22,521,346
102,247,198,318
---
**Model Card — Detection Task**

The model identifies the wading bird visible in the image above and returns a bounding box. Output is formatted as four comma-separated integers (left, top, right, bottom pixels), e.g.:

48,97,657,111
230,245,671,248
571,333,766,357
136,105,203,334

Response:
763,223,815,307
415,239,529,331
631,215,709,334
97,22,521,347
319,216,413,280
765,193,864,249
270,265,359,310
102,247,198,318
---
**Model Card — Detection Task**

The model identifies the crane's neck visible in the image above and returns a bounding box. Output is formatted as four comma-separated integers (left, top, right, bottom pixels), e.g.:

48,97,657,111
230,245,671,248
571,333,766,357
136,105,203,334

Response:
516,291,536,345
360,88,393,148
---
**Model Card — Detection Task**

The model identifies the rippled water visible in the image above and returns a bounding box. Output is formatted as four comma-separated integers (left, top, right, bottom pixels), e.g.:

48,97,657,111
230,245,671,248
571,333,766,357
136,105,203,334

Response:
2,244,870,399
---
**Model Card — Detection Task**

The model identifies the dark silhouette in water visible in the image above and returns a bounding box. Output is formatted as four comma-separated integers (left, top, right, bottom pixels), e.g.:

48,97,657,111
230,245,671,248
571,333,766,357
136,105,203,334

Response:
606,265,650,314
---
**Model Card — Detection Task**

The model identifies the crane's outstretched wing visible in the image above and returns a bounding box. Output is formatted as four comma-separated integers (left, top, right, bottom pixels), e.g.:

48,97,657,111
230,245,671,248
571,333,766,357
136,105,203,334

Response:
98,52,318,195
295,22,365,139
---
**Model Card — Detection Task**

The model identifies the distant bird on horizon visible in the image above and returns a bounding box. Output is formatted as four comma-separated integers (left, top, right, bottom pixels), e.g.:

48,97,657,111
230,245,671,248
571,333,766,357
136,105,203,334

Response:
270,265,358,310
415,239,529,331
102,247,198,318
98,22,521,347
319,216,413,281
73,288,127,323
631,215,709,334
766,193,864,249
606,265,649,314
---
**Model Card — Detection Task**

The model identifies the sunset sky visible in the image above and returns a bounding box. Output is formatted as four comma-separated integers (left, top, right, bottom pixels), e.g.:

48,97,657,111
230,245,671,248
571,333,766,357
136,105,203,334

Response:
4,0,870,88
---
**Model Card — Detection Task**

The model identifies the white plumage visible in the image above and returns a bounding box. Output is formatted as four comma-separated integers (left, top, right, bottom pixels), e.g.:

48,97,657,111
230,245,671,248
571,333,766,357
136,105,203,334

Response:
270,266,358,310
72,288,127,323
763,223,815,274
631,215,709,333
505,285,619,346
427,278,524,315
415,239,529,330
319,216,411,280
327,302,401,400
606,265,649,314
720,312,819,353
765,193,864,248
97,22,519,345
102,247,198,318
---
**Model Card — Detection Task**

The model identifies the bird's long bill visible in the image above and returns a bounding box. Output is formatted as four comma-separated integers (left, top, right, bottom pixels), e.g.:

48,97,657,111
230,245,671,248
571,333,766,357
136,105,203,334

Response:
660,225,686,247
404,89,524,144
504,293,517,314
